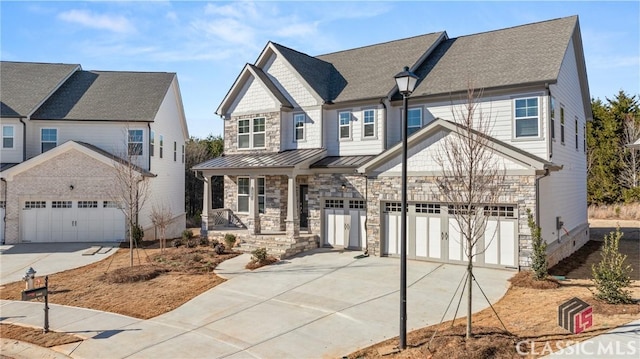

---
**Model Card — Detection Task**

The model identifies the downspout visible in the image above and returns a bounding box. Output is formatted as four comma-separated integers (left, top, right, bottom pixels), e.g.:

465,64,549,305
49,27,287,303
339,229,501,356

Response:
379,98,388,149
361,171,369,256
545,84,552,160
19,118,27,161
534,168,551,231
1,177,6,245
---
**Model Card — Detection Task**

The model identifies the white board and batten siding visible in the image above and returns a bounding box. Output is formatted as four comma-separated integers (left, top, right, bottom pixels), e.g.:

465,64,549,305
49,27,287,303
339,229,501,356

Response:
541,37,588,244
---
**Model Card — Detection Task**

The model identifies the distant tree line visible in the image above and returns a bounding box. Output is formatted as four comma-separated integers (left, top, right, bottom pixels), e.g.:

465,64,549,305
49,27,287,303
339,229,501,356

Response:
588,91,640,204
185,135,223,225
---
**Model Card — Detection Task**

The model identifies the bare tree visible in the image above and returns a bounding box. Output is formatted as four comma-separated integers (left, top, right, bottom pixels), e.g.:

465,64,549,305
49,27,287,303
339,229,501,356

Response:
620,113,640,189
433,85,505,339
110,126,152,267
150,202,173,252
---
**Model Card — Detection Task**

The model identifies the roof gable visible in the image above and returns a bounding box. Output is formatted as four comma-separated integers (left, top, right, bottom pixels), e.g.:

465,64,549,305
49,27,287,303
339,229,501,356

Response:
217,63,293,117
358,119,560,175
31,70,175,122
410,16,579,98
0,140,154,180
0,61,79,117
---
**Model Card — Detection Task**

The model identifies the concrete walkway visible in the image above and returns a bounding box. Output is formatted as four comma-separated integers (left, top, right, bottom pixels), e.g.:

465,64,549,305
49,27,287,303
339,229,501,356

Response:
1,248,512,358
0,242,119,285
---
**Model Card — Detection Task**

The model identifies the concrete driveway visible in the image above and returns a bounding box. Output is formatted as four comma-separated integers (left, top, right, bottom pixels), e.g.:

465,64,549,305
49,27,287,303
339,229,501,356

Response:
0,242,119,285
1,248,512,358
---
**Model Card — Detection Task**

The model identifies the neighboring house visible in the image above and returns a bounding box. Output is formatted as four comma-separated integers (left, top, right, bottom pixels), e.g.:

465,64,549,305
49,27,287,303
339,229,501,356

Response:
0,61,188,244
193,15,591,269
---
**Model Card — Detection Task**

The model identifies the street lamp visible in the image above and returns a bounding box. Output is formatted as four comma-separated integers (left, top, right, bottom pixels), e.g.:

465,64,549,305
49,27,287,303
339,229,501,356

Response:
394,66,419,350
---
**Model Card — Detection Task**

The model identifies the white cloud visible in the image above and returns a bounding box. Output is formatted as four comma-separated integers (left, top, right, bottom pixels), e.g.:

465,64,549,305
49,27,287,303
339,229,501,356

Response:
58,9,135,34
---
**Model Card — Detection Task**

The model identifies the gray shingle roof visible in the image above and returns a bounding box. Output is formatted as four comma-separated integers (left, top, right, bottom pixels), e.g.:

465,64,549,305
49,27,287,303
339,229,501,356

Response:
31,70,175,121
316,32,445,103
193,148,325,171
1,61,79,117
411,16,578,97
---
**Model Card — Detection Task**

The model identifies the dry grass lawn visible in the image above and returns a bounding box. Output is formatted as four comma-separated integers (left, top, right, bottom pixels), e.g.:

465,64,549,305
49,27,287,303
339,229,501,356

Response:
0,242,240,349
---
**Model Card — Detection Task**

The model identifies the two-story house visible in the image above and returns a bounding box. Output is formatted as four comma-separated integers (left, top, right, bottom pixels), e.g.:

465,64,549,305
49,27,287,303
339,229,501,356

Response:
193,15,591,269
0,61,189,244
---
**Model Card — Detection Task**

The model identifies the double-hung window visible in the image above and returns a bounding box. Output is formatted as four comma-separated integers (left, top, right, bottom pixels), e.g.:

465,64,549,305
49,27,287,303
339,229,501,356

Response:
257,177,265,214
128,129,143,156
182,144,185,163
173,141,177,161
560,107,565,144
294,113,305,141
514,98,539,138
160,135,164,158
407,107,422,136
2,125,14,149
150,131,155,156
237,177,250,212
238,118,266,149
41,128,57,153
363,109,375,138
339,111,351,139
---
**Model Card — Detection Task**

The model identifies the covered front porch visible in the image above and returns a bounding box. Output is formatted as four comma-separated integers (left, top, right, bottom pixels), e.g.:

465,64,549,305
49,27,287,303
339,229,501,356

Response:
192,149,326,259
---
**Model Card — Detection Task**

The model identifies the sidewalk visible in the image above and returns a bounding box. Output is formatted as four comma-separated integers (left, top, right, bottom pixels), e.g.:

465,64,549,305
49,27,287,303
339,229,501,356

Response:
544,319,640,358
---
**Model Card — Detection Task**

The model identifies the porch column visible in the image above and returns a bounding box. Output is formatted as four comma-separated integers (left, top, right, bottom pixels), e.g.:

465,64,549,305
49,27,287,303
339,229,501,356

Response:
201,175,210,237
286,174,299,237
249,176,261,234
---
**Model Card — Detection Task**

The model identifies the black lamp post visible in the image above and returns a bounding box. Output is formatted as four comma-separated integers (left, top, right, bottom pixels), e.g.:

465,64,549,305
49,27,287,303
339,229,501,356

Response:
394,66,419,350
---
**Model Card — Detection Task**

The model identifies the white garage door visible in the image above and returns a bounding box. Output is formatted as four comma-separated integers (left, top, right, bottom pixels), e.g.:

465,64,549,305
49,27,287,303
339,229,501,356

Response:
21,200,125,243
382,202,518,268
323,199,366,250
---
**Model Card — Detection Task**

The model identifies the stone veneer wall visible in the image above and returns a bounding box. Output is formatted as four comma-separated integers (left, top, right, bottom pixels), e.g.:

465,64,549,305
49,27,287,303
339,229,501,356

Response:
224,111,281,154
365,175,537,267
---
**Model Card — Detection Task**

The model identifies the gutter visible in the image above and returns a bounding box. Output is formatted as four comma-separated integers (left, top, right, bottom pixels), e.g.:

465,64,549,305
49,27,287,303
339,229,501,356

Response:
534,168,551,232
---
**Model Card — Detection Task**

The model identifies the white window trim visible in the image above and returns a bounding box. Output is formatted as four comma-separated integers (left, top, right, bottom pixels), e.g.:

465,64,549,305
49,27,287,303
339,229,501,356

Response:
512,96,542,140
128,129,144,157
237,117,266,150
237,176,250,213
40,128,58,153
407,107,423,135
338,111,352,141
2,125,15,149
362,108,376,139
294,113,306,142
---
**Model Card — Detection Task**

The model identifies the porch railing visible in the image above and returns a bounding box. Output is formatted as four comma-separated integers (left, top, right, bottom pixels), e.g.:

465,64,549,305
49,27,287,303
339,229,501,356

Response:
208,208,245,229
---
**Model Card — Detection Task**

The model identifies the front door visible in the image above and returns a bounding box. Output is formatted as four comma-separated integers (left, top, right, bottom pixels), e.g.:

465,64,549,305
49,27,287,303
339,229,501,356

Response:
300,185,309,229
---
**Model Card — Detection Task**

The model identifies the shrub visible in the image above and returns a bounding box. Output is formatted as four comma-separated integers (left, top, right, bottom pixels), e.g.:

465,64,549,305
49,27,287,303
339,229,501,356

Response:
182,229,194,241
591,227,633,304
213,243,225,255
224,233,237,250
131,224,144,246
526,209,548,280
186,238,197,248
251,247,268,263
172,238,182,248
199,236,209,246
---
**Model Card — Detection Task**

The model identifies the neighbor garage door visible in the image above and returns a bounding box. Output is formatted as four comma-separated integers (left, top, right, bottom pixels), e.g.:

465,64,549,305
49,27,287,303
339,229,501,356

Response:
323,199,366,250
21,200,125,242
382,202,517,268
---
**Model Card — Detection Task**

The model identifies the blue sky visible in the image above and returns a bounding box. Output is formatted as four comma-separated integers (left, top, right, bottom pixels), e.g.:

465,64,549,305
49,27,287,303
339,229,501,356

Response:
2,1,638,138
